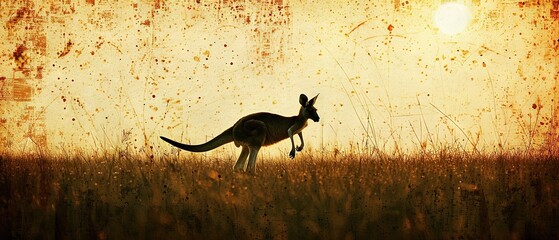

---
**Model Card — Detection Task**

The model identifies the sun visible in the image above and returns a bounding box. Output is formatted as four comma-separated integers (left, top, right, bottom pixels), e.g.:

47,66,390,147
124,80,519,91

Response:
433,2,471,36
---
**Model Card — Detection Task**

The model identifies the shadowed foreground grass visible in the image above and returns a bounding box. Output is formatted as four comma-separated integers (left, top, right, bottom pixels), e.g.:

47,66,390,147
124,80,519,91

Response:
1,152,558,239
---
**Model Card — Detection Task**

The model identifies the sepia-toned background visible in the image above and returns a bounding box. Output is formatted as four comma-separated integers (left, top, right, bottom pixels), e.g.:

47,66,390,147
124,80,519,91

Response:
1,0,558,157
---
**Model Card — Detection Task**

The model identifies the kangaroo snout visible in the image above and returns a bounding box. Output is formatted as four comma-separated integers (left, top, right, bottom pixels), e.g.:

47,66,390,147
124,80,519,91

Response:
310,112,320,122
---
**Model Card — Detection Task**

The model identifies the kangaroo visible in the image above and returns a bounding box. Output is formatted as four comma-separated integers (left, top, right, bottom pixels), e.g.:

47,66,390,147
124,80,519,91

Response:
160,94,320,173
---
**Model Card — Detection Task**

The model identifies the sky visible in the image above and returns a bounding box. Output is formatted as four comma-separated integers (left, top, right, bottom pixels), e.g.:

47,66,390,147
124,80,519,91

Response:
1,0,558,157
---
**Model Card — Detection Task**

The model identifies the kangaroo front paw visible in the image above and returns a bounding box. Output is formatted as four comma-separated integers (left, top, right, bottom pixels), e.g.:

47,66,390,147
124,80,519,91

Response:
296,145,303,152
289,149,296,159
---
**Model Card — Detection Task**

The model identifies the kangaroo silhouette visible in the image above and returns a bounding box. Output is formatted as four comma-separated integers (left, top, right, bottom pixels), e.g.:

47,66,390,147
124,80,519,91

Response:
160,94,320,173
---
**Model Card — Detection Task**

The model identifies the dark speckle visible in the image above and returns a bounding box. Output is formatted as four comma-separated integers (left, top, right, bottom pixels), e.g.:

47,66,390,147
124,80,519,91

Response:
58,40,73,58
13,44,28,67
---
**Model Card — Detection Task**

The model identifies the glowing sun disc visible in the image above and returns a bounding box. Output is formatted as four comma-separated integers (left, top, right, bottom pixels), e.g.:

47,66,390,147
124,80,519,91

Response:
433,2,471,35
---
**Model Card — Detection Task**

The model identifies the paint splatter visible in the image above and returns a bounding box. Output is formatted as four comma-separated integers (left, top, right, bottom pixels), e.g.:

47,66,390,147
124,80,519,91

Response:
58,40,73,58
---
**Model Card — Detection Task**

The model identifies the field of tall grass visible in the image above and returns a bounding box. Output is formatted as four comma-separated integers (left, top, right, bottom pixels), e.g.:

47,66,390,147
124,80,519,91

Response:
1,150,558,239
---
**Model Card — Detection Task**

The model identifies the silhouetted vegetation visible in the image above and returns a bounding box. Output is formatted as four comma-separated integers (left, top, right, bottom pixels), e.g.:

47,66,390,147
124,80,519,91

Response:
1,152,558,239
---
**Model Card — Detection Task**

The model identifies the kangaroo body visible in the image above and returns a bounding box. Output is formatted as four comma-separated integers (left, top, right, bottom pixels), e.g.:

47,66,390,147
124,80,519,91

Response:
160,94,320,173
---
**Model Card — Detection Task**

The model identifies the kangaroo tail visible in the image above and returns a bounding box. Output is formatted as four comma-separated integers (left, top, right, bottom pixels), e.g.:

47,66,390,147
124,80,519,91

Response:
160,127,234,152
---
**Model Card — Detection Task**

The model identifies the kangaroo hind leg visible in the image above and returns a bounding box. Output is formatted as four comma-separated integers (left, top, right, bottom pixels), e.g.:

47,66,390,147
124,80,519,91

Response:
233,146,249,171
244,119,266,174
233,119,266,173
246,146,261,174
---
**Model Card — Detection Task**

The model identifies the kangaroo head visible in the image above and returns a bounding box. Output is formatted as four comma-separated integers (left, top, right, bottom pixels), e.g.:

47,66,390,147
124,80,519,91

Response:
299,94,320,122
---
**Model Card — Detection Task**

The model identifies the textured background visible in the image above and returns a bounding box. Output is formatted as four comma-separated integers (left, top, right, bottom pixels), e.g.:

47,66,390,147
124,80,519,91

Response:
1,0,558,157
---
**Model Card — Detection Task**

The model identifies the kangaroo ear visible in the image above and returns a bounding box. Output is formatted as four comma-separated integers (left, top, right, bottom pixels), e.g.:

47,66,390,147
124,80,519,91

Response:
299,94,308,106
308,94,319,106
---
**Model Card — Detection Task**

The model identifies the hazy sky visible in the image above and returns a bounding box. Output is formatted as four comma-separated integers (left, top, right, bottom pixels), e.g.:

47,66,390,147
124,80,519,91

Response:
1,0,557,157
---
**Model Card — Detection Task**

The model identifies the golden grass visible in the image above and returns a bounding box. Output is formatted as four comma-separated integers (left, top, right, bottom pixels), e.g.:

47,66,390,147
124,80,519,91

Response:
1,152,558,239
